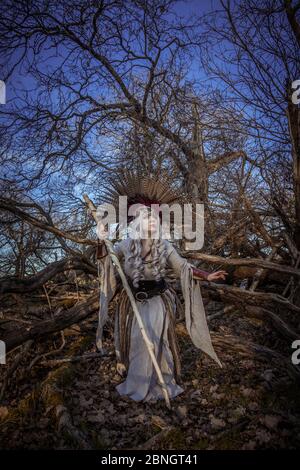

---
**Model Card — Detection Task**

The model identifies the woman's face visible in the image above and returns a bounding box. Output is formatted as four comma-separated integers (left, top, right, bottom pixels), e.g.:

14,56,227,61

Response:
139,209,159,238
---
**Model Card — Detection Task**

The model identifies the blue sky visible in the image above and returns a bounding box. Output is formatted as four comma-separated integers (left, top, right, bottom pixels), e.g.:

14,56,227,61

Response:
0,0,289,204
4,0,221,99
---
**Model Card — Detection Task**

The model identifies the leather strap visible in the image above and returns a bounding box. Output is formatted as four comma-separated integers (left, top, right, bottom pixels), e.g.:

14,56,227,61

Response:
96,240,108,259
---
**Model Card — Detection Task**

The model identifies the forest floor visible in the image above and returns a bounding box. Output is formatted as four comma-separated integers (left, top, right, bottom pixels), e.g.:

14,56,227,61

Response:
1,292,300,450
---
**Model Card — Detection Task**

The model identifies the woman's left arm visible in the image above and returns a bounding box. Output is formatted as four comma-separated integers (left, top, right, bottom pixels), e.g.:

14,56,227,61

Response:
166,241,228,282
193,266,228,282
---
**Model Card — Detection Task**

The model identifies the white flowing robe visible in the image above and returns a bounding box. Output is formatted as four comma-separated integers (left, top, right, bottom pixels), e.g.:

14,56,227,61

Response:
97,238,222,403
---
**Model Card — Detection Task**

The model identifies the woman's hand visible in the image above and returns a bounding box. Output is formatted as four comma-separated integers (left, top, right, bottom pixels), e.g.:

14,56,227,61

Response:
207,270,228,282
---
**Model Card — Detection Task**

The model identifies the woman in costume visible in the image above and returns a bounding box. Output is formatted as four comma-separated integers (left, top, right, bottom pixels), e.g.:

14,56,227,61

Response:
95,171,227,403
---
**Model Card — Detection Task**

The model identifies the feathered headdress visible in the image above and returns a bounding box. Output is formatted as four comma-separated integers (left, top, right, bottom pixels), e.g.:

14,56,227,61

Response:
99,168,190,223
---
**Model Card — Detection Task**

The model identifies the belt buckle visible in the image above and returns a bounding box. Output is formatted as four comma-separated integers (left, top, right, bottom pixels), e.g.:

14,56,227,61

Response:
135,291,148,301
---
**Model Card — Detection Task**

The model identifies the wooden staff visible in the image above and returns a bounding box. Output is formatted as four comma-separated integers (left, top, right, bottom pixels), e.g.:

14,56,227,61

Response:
83,193,171,409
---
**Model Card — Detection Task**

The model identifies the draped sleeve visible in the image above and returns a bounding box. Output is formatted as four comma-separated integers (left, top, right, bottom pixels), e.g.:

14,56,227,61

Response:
96,239,124,351
164,240,222,368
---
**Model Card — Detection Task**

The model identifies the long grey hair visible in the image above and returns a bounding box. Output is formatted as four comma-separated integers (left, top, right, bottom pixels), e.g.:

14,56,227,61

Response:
127,208,168,288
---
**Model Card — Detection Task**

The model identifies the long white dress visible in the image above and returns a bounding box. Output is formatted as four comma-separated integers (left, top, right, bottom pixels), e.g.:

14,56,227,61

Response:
96,238,222,403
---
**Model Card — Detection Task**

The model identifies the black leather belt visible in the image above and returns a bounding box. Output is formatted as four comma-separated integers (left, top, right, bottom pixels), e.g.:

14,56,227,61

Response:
129,278,168,301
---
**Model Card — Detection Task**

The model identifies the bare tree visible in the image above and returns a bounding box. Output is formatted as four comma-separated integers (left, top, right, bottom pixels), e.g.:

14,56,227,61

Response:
0,2,299,418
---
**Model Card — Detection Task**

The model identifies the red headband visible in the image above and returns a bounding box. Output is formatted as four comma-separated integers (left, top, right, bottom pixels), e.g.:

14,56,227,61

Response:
127,196,162,222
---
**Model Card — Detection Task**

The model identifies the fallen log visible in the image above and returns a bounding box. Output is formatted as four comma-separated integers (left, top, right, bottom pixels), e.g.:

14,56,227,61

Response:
205,281,300,313
0,257,96,294
2,292,100,352
184,252,300,278
2,280,299,354
211,332,300,381
245,306,300,342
